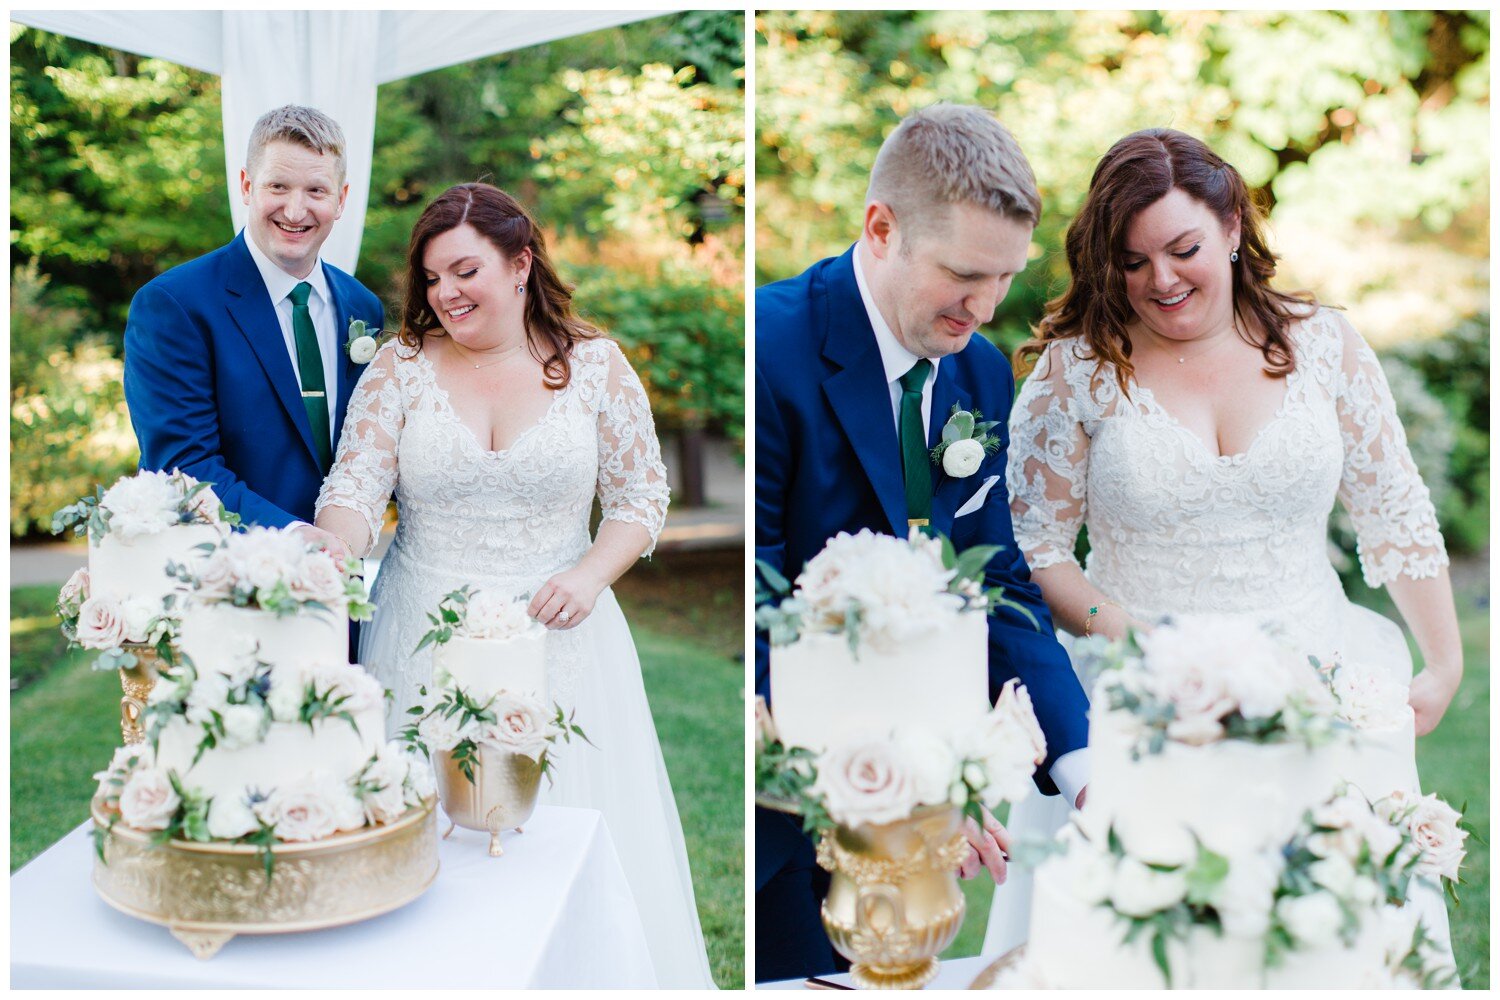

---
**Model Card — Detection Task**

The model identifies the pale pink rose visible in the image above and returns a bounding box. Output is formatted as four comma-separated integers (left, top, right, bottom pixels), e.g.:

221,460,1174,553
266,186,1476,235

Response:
193,551,237,601
1404,794,1467,882
92,745,151,799
478,692,556,759
288,551,347,605
305,660,383,716
118,767,180,830
258,773,350,842
813,738,921,828
75,595,129,649
59,567,90,610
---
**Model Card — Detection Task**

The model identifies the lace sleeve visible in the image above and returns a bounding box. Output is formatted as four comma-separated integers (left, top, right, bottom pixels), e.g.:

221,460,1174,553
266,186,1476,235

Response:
316,342,406,557
1005,342,1090,571
595,340,670,556
1332,315,1448,587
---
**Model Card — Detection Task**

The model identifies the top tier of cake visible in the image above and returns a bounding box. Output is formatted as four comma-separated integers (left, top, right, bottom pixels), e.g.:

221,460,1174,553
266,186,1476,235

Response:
770,609,990,753
88,523,220,607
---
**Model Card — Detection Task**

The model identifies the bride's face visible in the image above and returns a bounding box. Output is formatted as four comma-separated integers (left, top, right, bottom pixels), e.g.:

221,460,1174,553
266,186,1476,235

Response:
1120,187,1240,344
422,223,530,347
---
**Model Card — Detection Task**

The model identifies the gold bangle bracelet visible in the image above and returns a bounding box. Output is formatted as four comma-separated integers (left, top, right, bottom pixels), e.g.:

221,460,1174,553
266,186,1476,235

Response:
1084,599,1122,638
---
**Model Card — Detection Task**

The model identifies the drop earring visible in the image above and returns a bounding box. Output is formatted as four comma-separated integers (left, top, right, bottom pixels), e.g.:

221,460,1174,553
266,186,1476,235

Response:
1230,249,1239,263
516,280,525,295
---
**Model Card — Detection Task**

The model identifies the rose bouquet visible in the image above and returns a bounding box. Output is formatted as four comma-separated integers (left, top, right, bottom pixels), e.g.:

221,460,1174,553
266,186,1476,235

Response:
169,525,375,620
1087,616,1345,756
755,528,1035,653
52,469,238,543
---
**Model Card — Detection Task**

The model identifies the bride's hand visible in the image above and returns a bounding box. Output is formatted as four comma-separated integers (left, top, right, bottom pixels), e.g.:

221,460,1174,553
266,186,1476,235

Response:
530,566,605,630
1409,668,1461,736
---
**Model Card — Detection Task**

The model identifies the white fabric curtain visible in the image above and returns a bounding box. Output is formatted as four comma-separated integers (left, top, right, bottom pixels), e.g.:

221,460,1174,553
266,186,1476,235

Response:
11,10,667,271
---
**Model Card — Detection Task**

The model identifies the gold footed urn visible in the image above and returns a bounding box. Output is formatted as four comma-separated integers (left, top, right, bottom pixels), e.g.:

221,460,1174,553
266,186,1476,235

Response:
817,805,969,990
90,797,440,959
434,745,543,856
117,644,166,745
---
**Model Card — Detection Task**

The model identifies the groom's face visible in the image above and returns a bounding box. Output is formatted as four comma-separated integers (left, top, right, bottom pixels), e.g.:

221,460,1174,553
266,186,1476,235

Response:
241,140,348,279
869,202,1032,358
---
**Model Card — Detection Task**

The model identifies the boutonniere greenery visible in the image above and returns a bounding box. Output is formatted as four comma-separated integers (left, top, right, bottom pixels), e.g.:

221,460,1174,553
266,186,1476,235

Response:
930,403,1001,478
344,317,381,364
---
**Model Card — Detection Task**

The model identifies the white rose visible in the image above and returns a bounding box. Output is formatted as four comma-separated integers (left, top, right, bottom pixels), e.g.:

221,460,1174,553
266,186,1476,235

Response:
118,767,180,830
193,551,237,601
1404,794,1467,882
120,597,158,645
960,680,1047,805
207,794,261,840
1110,857,1187,917
1275,891,1343,948
359,748,411,825
75,596,129,650
479,692,557,759
59,567,90,610
100,472,180,539
184,669,232,727
288,550,348,606
418,707,470,753
941,438,985,478
1115,816,1197,869
349,335,378,365
400,746,436,803
306,660,384,716
462,591,536,640
1309,853,1358,897
1213,851,1281,938
896,730,957,807
219,703,267,749
266,663,308,722
92,745,150,798
218,634,262,688
1332,666,1411,731
1064,845,1117,906
812,738,921,829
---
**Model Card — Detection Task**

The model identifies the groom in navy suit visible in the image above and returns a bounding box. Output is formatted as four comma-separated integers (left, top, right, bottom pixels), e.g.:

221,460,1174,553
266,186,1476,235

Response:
755,105,1091,982
124,105,382,555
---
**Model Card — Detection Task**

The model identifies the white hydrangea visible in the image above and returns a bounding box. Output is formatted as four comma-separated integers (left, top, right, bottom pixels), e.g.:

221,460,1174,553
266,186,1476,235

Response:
100,471,181,539
793,530,965,650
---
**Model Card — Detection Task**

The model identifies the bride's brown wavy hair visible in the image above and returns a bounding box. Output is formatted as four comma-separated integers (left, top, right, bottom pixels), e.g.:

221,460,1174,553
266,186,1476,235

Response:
399,182,598,389
1015,129,1315,394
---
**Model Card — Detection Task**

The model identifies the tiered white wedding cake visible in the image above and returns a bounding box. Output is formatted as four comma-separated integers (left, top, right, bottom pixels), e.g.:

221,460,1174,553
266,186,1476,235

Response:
93,526,431,847
990,615,1464,990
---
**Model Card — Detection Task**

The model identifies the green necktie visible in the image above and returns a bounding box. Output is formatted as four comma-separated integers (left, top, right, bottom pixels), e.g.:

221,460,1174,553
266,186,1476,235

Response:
898,359,933,529
288,282,332,472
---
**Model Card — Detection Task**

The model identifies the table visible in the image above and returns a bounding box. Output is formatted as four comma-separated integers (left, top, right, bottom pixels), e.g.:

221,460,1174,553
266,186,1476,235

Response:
12,805,656,988
759,955,992,990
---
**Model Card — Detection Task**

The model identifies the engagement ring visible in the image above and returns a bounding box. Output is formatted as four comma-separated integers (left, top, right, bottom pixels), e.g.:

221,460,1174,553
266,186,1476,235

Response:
558,611,571,624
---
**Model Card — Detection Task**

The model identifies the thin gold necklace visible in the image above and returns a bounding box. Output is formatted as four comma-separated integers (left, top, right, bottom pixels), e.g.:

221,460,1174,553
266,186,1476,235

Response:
451,338,526,370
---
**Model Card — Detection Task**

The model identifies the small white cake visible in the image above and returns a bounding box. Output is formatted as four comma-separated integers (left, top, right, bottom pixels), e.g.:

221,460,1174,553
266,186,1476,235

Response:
88,524,220,607
770,610,990,752
434,630,548,704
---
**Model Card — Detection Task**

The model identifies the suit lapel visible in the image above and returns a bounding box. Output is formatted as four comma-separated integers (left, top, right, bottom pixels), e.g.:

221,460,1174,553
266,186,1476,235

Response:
222,233,321,466
324,266,361,449
818,248,907,537
929,357,977,529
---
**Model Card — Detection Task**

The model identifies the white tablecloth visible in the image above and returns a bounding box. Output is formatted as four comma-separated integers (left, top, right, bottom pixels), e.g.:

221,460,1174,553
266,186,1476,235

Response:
12,805,656,988
758,955,991,990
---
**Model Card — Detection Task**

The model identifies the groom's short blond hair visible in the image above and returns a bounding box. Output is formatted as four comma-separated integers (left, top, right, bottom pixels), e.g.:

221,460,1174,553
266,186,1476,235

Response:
866,104,1040,233
246,105,347,184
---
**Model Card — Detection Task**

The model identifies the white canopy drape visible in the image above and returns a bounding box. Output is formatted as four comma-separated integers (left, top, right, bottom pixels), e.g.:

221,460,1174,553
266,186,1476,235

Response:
11,10,667,271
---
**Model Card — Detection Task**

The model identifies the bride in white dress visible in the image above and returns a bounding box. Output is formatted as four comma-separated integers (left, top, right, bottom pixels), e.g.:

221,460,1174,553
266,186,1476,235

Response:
984,130,1463,967
314,182,713,987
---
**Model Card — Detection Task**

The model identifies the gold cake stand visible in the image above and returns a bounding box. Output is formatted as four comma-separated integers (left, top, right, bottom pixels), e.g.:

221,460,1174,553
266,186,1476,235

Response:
90,797,440,959
967,945,1027,989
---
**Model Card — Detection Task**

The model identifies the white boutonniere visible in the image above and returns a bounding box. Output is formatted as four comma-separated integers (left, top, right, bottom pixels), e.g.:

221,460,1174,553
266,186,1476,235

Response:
344,317,381,365
930,404,1001,478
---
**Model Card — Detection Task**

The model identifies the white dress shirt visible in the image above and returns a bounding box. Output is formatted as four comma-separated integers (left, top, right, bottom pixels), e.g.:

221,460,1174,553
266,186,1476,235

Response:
852,242,1090,807
243,228,341,452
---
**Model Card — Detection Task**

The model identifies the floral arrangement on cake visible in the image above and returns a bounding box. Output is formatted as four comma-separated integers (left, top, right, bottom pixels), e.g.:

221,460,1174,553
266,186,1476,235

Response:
755,528,1035,653
51,469,238,542
413,585,543,654
758,679,1047,834
56,567,180,670
168,525,375,620
92,650,433,876
1042,785,1463,987
1085,616,1345,755
1316,658,1414,733
400,685,589,785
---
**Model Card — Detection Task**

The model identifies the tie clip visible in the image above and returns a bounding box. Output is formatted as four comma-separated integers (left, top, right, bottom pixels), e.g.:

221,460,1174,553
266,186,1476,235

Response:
301,390,326,399
907,518,930,527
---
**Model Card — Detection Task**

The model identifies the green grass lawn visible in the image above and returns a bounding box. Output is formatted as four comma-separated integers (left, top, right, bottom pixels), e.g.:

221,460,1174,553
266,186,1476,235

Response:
944,571,1491,989
11,551,746,988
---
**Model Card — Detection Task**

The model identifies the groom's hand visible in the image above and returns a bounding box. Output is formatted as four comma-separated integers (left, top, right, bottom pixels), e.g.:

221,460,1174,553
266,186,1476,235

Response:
959,806,1010,884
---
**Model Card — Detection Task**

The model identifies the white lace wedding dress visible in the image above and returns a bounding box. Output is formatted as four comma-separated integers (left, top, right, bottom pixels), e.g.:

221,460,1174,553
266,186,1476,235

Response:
984,307,1455,965
317,337,714,987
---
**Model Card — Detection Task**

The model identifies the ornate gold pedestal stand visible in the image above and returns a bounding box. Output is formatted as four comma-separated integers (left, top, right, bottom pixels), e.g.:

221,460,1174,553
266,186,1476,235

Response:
116,645,166,745
90,797,440,959
434,747,543,856
817,805,969,990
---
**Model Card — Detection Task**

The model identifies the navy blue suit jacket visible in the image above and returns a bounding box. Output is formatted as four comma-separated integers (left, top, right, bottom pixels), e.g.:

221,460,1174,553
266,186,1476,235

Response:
755,245,1090,798
123,232,384,527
